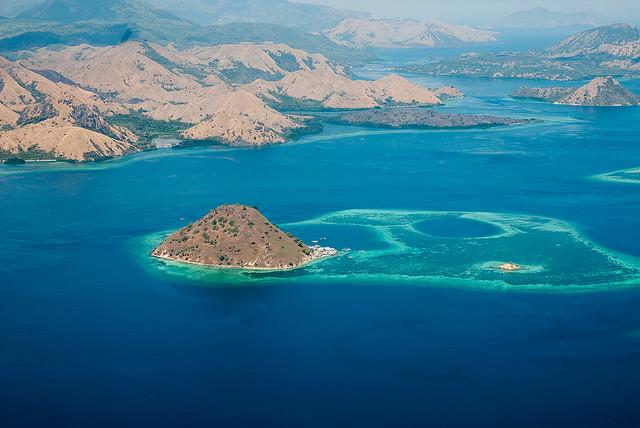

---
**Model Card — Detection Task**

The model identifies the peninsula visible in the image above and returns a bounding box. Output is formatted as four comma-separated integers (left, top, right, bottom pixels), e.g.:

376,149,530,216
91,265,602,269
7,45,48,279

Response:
332,108,536,129
152,204,337,270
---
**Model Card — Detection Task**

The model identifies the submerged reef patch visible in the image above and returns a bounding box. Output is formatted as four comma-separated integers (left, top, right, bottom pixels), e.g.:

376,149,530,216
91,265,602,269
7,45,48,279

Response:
136,210,640,291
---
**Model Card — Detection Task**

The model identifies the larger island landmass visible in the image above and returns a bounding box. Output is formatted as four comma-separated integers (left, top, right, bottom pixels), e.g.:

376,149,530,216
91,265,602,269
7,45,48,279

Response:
0,39,462,162
404,24,640,81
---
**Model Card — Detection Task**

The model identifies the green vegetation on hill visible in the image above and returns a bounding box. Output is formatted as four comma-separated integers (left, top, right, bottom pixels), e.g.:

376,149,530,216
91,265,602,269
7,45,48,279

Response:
173,138,226,149
267,50,303,72
141,43,209,82
285,117,323,140
218,62,284,84
108,112,190,144
0,21,132,53
266,94,328,112
0,146,58,161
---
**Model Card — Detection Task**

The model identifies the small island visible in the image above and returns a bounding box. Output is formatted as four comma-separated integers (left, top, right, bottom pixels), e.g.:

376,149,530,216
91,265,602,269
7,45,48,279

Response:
332,108,537,129
152,204,337,270
497,263,523,272
511,76,640,106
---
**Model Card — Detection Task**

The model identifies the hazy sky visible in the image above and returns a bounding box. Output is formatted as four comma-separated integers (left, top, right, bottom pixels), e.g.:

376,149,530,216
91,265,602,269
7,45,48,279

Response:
299,0,640,24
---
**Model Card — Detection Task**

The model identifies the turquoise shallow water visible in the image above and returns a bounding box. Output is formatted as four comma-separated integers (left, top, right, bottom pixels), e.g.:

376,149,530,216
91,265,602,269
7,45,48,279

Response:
136,209,640,291
2,72,640,426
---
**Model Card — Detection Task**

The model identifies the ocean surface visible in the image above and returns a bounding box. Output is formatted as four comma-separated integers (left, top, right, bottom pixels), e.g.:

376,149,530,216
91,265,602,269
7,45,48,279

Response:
2,53,640,426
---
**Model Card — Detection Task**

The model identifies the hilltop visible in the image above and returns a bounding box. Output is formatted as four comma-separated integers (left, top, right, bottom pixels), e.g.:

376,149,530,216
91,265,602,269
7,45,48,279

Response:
181,90,313,146
324,18,496,49
152,204,335,270
24,42,451,113
511,76,640,106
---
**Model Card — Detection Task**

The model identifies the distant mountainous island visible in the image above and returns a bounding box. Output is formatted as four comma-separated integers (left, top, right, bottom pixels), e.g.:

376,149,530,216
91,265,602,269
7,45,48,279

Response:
512,76,640,106
324,18,497,48
405,24,640,81
492,7,613,29
546,24,640,58
0,0,371,66
147,0,366,32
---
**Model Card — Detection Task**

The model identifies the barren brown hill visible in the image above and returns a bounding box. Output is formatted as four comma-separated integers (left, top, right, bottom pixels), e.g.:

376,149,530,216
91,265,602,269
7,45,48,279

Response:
0,56,136,161
23,43,318,145
248,69,445,109
22,42,221,112
182,90,308,145
0,102,19,126
152,42,332,82
14,41,463,154
152,204,314,270
558,76,640,106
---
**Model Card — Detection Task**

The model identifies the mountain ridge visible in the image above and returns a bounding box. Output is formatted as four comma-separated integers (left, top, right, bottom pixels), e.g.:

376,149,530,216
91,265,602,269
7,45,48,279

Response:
147,0,366,32
547,24,640,58
493,7,614,30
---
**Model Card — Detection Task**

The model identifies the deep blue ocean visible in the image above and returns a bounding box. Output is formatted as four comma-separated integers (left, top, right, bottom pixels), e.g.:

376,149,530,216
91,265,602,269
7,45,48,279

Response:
1,48,640,426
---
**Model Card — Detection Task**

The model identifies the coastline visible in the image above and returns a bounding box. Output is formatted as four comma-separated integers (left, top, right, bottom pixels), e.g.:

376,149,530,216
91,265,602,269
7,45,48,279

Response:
150,249,340,272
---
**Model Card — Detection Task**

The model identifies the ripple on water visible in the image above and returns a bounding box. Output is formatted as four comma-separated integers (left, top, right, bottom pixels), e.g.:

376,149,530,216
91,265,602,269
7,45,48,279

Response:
133,209,640,292
593,167,640,185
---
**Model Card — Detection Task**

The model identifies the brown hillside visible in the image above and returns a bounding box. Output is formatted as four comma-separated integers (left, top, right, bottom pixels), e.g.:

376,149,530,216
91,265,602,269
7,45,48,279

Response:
152,205,315,270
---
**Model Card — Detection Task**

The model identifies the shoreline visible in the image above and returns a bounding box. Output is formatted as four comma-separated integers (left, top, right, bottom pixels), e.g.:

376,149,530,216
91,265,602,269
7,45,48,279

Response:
150,248,340,273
